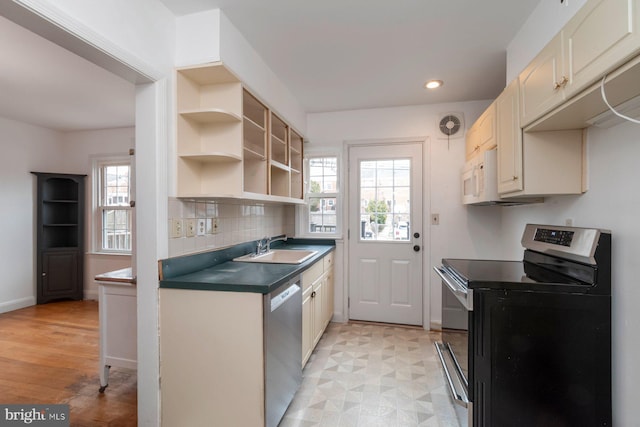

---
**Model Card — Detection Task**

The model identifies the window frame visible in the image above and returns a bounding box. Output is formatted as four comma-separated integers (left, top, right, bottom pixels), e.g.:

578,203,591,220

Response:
92,156,133,255
297,151,342,238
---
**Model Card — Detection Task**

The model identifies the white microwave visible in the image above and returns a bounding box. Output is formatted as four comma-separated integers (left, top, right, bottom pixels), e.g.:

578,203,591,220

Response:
462,149,541,206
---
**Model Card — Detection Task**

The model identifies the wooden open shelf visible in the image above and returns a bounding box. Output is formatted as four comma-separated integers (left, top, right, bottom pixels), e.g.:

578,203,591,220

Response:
175,62,304,201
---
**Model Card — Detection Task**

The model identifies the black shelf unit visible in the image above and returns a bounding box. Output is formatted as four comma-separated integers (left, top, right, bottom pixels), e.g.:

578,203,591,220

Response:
32,172,86,304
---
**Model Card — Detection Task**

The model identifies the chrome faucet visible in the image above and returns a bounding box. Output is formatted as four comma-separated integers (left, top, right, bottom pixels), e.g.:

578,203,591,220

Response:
267,234,287,251
256,236,269,255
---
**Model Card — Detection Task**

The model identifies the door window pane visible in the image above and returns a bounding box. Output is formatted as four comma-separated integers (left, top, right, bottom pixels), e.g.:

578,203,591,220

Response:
359,159,411,241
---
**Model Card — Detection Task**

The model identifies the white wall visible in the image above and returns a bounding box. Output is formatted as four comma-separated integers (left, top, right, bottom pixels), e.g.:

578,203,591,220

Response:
0,117,64,312
505,2,638,425
12,2,176,426
307,101,504,327
60,127,135,300
219,11,307,134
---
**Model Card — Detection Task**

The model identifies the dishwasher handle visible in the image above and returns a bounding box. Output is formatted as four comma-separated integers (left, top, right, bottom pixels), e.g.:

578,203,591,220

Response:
270,283,301,312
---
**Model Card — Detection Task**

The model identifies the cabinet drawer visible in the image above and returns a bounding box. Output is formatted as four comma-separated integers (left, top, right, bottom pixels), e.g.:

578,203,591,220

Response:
302,260,323,292
323,253,334,271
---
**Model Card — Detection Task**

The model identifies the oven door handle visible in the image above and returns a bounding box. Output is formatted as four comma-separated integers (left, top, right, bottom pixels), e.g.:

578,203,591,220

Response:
435,342,469,407
434,266,473,311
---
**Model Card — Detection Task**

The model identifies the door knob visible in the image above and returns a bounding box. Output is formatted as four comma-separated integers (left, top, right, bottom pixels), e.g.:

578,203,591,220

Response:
413,245,420,252
413,232,420,239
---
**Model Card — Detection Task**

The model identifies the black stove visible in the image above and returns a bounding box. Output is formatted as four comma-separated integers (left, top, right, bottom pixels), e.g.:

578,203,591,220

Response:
434,224,612,427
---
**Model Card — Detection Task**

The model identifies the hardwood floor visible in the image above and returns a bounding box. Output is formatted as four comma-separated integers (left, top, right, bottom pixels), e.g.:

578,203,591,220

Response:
0,300,137,426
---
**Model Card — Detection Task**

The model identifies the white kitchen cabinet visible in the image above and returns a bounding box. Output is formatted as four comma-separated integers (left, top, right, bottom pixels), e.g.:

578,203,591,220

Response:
520,0,640,128
497,79,584,198
465,101,496,160
301,253,334,367
176,62,305,202
563,0,640,99
519,34,566,127
160,289,266,427
497,79,524,194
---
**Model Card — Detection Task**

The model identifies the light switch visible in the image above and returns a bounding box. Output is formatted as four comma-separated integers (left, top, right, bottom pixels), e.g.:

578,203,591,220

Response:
185,219,196,237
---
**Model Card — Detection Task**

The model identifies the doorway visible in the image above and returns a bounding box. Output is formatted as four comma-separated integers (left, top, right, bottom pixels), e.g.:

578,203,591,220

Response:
348,142,424,325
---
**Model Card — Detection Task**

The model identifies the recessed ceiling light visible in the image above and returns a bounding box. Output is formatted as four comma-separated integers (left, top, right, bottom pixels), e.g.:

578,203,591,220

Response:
425,80,443,89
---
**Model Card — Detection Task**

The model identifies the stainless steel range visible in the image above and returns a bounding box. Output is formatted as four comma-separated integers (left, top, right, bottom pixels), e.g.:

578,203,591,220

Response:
434,224,612,427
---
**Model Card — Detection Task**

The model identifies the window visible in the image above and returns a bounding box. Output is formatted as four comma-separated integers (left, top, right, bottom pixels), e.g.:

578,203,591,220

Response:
96,160,132,253
305,156,339,235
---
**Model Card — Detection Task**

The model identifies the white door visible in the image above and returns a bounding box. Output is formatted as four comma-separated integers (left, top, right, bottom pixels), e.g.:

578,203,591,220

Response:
348,143,423,325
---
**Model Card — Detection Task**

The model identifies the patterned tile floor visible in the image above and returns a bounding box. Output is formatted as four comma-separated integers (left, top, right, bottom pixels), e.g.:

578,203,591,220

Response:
281,322,461,427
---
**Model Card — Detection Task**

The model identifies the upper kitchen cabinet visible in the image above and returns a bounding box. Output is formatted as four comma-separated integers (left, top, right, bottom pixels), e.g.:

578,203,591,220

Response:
520,0,640,129
563,0,640,98
176,64,243,198
465,101,496,160
496,80,584,198
176,62,305,203
519,35,565,128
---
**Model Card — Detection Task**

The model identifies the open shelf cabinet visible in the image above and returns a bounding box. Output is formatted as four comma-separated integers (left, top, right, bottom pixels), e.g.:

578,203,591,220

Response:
175,62,305,202
32,172,85,304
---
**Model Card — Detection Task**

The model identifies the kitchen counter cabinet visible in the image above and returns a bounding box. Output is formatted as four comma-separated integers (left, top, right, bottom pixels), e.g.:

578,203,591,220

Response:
159,240,335,426
160,288,265,427
302,251,334,367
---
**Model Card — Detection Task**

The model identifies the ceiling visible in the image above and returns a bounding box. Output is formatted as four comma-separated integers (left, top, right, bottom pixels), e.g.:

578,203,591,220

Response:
0,15,135,132
0,0,540,132
159,0,541,113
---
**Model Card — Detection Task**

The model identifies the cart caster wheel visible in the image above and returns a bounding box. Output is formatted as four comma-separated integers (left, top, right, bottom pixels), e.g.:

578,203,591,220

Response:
99,384,108,393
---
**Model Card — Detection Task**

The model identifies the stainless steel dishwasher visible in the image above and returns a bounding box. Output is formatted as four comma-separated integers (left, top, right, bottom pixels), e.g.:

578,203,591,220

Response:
264,275,302,427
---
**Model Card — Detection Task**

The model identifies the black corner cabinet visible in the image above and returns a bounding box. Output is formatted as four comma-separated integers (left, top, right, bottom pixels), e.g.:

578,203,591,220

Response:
32,172,86,304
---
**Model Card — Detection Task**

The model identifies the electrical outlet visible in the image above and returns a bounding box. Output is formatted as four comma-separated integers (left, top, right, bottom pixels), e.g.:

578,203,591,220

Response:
185,219,196,237
197,218,206,236
211,218,219,234
170,219,183,238
431,214,440,225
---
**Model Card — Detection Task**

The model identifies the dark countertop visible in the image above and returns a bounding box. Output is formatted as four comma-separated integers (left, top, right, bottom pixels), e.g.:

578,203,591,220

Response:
159,240,335,294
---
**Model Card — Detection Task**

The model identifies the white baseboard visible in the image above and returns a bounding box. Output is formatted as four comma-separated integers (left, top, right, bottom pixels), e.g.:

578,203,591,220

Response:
430,321,442,331
0,296,35,314
84,290,98,301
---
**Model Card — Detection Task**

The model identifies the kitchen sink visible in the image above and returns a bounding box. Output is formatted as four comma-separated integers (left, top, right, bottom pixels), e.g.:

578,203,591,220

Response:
233,249,318,264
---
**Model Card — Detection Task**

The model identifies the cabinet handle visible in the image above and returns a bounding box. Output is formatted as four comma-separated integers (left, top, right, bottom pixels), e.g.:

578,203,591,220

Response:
311,291,316,298
513,176,518,181
42,272,46,277
553,76,568,90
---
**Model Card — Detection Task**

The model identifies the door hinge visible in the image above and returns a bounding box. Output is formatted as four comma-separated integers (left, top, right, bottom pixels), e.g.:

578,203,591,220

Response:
348,229,350,239
348,297,350,308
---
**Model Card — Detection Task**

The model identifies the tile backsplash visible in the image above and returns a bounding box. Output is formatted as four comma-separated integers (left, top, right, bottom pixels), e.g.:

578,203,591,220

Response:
168,197,296,258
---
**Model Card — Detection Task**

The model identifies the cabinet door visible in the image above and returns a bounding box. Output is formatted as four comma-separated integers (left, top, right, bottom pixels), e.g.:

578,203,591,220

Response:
312,279,325,347
519,34,566,127
465,124,480,160
477,102,497,152
497,80,524,194
40,250,80,302
302,287,314,367
563,0,640,97
466,102,497,160
322,270,334,328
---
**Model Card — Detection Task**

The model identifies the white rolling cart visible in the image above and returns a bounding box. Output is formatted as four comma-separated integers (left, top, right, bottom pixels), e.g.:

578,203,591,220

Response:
95,268,137,392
